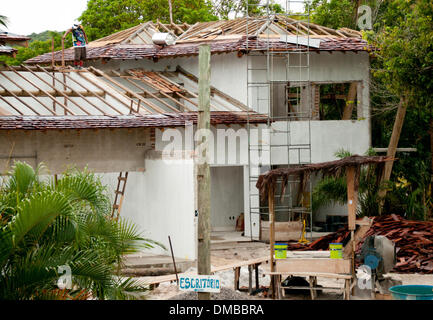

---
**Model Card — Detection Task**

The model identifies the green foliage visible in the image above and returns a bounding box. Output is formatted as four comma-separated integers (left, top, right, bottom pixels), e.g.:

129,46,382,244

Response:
366,0,433,218
0,14,8,28
0,162,160,300
307,0,356,29
0,31,72,66
212,0,282,19
79,0,218,41
312,149,382,217
367,0,433,104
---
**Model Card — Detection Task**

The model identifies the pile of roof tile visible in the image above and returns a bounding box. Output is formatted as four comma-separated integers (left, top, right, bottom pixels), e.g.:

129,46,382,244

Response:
287,214,433,274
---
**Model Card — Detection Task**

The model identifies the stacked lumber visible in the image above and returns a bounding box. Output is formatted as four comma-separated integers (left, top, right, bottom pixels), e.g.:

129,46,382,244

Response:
286,214,433,274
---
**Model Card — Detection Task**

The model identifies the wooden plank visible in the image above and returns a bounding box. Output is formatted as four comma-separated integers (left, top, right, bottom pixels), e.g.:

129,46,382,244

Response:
275,258,352,274
260,221,302,241
264,271,353,279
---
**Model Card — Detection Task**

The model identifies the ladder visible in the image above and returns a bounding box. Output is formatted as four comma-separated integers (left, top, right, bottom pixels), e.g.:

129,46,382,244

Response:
111,172,129,220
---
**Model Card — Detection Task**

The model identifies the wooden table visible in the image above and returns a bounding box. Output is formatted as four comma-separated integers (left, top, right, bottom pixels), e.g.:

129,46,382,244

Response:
265,271,353,300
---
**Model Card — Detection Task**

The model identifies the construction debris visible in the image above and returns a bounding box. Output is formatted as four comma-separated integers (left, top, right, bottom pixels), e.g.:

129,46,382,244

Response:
287,214,433,274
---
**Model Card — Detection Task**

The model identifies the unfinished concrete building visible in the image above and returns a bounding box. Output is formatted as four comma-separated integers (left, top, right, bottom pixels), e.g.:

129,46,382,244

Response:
0,14,372,261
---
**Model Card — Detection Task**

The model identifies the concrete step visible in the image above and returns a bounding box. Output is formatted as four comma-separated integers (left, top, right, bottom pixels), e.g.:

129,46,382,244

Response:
121,267,175,277
122,254,195,272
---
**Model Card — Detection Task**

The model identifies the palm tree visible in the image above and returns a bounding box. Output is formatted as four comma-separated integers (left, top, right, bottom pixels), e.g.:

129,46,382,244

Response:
0,15,8,28
312,148,381,217
0,162,159,300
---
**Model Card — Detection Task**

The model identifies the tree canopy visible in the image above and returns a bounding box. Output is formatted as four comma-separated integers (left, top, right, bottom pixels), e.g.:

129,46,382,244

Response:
79,0,218,41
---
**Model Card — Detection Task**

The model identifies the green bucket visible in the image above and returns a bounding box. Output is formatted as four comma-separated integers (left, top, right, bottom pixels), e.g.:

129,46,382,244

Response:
329,243,343,259
274,243,287,259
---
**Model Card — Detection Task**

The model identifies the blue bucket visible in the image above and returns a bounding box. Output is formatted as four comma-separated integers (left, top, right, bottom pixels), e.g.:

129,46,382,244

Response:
389,285,433,300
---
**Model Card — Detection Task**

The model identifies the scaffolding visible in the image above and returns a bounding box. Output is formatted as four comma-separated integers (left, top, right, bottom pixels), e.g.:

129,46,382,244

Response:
246,0,313,242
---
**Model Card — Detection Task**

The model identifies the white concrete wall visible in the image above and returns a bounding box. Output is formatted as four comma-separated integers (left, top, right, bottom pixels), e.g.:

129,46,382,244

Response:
101,158,197,260
270,119,370,164
0,128,150,174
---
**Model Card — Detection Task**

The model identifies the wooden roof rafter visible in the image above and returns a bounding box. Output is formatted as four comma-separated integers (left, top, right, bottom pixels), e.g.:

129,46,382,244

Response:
0,64,258,117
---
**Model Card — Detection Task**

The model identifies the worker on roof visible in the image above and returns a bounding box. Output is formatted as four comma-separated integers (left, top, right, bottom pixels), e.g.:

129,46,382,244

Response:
62,23,88,69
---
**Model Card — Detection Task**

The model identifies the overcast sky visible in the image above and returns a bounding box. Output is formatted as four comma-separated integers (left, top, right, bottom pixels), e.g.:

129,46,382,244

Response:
2,0,89,35
2,0,305,36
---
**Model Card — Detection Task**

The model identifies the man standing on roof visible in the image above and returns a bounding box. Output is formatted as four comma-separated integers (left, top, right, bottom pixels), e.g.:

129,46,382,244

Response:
62,23,88,69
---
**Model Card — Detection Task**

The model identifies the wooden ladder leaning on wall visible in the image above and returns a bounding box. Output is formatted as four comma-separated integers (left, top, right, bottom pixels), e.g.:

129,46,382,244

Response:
111,172,129,220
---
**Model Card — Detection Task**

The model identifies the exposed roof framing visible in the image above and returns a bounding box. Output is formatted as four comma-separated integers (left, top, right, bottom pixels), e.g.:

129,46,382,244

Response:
0,64,250,118
177,15,362,41
88,21,192,48
25,16,368,65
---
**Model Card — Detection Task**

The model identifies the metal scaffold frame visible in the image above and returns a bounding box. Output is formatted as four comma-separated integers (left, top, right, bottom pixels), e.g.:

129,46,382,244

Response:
246,0,313,242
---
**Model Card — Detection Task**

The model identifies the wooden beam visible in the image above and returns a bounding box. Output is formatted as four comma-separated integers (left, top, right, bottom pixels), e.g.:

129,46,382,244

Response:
157,71,223,111
176,66,249,111
34,65,109,115
125,71,193,112
61,67,127,115
77,69,136,114
20,64,92,115
196,44,211,300
0,71,56,115
88,66,163,113
4,66,74,115
111,70,181,113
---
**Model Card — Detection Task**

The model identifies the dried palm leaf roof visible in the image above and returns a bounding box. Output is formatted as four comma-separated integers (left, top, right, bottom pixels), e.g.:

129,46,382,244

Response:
256,155,395,198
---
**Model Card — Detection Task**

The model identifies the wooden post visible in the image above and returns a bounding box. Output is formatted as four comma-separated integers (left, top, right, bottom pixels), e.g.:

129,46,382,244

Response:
268,185,276,299
61,38,65,68
197,44,211,300
168,0,174,24
346,165,357,297
342,82,357,120
346,166,357,231
378,96,407,213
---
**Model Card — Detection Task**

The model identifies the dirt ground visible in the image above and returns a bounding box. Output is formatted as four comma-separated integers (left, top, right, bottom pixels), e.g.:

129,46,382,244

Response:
144,242,433,300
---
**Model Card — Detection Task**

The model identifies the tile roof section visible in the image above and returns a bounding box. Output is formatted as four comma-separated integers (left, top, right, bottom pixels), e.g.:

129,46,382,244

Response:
0,112,268,130
0,45,17,55
25,36,369,64
0,31,31,42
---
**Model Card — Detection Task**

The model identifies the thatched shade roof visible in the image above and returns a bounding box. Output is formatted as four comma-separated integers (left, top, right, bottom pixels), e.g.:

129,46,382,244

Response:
256,155,395,198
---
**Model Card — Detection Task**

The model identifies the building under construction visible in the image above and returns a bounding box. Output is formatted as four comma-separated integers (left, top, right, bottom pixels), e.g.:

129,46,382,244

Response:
1,3,371,266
